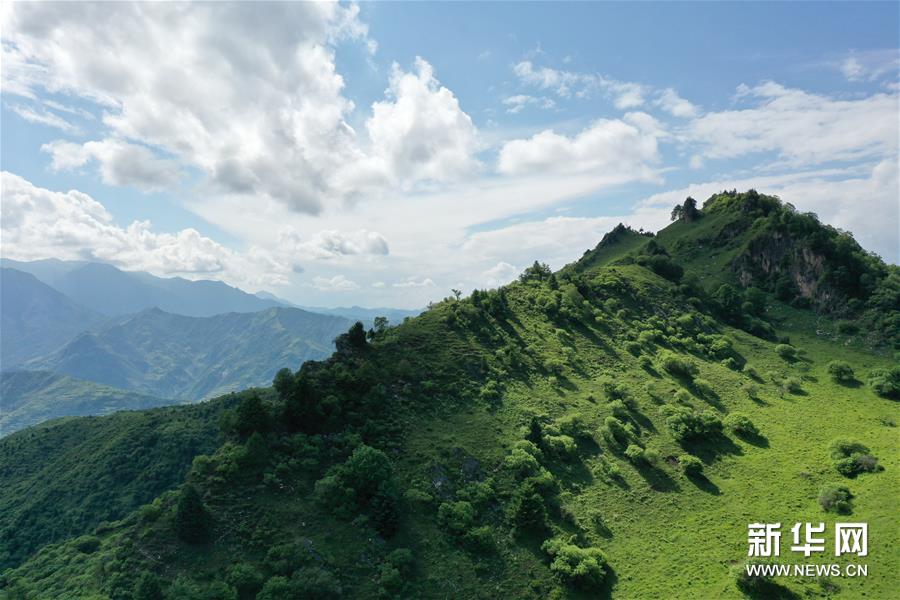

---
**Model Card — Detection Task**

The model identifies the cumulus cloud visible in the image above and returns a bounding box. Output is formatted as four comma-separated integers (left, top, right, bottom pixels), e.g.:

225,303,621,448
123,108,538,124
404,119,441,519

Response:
3,3,478,212
278,227,389,260
0,171,288,287
312,274,360,291
482,261,518,287
683,82,898,166
655,88,699,118
42,138,182,191
497,118,660,177
364,58,479,188
392,277,436,288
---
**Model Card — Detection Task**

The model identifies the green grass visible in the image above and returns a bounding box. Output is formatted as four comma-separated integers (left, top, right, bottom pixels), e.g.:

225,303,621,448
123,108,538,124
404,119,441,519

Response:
1,194,897,599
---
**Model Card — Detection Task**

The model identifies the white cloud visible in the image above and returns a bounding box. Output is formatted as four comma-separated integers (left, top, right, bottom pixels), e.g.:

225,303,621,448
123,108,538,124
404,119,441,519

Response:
502,94,555,114
371,281,386,289
364,57,479,189
655,88,699,118
836,49,899,82
497,118,660,177
683,82,898,166
512,60,648,108
482,261,518,287
312,274,360,291
3,3,479,212
688,154,705,170
0,171,288,287
278,227,389,261
42,138,182,191
8,103,79,132
393,277,436,288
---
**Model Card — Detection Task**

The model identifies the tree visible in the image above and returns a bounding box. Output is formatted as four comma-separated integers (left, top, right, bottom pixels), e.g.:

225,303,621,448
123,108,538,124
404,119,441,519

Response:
670,204,684,221
683,196,699,221
133,571,163,600
233,393,270,438
335,321,367,353
273,368,295,401
175,484,212,543
826,360,855,384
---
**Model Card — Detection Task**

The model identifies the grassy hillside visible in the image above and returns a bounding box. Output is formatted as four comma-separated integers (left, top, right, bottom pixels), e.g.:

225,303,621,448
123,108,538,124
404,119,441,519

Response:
1,192,897,599
0,392,248,571
0,371,178,435
27,307,353,400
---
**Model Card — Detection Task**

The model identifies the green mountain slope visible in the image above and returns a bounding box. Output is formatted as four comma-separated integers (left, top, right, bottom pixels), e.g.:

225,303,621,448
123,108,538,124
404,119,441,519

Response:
27,307,353,400
1,192,897,599
0,268,102,367
0,371,179,436
0,392,247,571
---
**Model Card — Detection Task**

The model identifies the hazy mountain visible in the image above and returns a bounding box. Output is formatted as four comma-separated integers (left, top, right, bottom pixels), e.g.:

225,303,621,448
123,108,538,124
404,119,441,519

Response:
1,259,285,317
27,306,353,399
0,370,177,436
297,304,423,327
0,268,103,367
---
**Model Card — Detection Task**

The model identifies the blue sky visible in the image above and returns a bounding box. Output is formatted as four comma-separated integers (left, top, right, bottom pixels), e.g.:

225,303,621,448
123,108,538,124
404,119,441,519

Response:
2,1,897,308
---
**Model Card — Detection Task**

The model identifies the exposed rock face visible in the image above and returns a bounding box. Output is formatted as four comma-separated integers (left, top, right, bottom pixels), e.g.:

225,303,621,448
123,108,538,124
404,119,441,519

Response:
733,231,838,311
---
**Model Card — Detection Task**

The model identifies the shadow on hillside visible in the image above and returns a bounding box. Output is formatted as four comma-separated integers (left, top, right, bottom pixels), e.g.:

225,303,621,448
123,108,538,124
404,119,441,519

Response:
683,434,743,463
634,462,680,493
735,430,769,448
738,580,799,600
686,472,720,495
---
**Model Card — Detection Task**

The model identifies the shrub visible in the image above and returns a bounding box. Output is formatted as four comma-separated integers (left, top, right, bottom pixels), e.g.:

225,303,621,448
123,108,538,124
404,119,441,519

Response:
600,416,634,447
437,501,476,535
723,413,759,437
836,320,859,335
378,549,414,595
226,564,264,599
693,378,714,397
638,355,653,370
624,444,645,463
556,414,591,440
73,535,101,554
658,351,698,378
775,344,797,361
504,446,542,478
826,360,855,384
679,454,703,476
626,341,642,356
743,365,759,379
741,381,759,400
508,483,548,530
721,357,739,370
175,484,212,544
314,445,399,536
133,571,163,600
818,485,853,514
664,407,723,443
541,537,608,590
783,377,803,394
543,435,579,461
672,389,692,405
867,367,900,399
830,439,882,478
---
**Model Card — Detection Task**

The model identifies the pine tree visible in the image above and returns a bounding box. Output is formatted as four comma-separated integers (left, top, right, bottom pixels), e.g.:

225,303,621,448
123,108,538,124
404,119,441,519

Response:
175,484,212,543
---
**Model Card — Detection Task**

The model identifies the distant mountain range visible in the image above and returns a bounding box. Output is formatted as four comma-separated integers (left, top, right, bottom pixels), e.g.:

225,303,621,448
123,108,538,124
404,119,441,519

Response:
1,260,412,432
1,268,103,366
2,258,284,317
25,305,352,400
